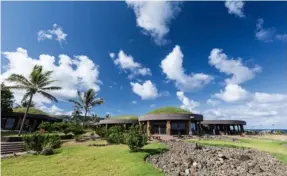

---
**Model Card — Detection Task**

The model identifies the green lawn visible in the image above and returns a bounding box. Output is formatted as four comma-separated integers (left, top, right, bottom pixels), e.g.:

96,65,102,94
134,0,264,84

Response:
2,141,167,176
186,138,287,163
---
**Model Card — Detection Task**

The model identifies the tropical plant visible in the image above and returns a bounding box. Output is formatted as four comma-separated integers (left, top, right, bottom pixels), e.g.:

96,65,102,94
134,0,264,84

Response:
20,99,36,108
69,89,103,128
6,65,61,135
1,83,14,113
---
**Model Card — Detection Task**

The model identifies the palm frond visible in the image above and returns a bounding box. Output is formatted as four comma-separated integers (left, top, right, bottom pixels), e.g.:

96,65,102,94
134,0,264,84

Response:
38,91,58,103
91,98,104,107
6,74,32,86
69,99,84,109
21,91,33,102
7,85,32,90
41,86,62,91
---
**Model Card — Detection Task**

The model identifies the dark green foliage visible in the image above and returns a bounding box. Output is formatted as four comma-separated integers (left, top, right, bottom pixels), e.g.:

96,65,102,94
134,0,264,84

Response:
127,125,147,152
95,126,107,138
106,126,125,144
44,134,61,149
22,133,61,152
69,124,85,137
95,124,147,151
39,122,52,132
58,122,71,135
23,133,45,152
1,83,14,113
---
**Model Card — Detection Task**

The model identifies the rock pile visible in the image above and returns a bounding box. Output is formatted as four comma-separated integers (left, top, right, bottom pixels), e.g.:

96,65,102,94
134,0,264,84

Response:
147,141,287,176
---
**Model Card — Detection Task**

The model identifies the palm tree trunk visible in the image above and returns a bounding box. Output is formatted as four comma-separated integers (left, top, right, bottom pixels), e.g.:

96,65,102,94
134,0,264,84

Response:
18,94,33,136
83,110,87,128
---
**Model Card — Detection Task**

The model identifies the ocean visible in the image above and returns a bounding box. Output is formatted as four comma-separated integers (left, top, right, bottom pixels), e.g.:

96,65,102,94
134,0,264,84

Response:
245,129,287,134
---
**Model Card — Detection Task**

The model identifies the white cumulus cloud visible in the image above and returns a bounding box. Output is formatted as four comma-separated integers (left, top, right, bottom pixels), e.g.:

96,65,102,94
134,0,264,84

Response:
126,1,181,45
215,84,248,102
110,50,151,79
37,24,67,46
204,91,287,129
225,0,245,18
130,80,158,100
1,48,101,106
176,91,200,113
209,48,261,85
161,45,213,92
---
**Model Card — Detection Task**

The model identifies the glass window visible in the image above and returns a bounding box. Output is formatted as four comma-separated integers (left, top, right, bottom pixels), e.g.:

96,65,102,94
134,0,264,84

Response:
5,118,15,129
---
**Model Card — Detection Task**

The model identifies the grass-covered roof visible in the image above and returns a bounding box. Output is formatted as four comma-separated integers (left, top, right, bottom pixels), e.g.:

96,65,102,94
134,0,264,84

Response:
13,107,48,115
147,107,192,115
111,115,138,120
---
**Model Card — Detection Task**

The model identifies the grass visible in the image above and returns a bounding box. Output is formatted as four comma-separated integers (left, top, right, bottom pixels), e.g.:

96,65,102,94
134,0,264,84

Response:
111,115,138,120
2,141,167,176
13,107,47,115
147,106,192,115
186,138,287,163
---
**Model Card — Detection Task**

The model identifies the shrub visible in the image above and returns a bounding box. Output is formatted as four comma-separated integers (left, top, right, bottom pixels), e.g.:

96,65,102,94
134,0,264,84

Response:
39,122,52,132
22,133,61,152
127,125,147,152
58,122,71,134
69,124,85,139
44,134,61,149
22,133,45,152
106,126,124,144
51,123,61,132
95,126,107,138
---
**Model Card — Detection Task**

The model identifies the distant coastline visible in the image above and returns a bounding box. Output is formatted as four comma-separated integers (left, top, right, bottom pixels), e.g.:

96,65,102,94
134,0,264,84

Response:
246,129,287,133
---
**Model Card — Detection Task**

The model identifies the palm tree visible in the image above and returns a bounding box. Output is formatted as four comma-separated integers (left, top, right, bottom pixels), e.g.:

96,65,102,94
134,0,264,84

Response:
69,89,103,128
7,65,61,135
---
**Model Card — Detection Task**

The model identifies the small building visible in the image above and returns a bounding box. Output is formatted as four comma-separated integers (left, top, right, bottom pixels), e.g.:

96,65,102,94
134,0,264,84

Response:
139,107,203,136
92,115,138,128
201,120,246,135
1,112,62,132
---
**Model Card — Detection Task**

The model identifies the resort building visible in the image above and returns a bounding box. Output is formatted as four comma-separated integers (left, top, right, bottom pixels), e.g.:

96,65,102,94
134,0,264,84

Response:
202,120,246,135
93,115,138,128
93,107,246,136
1,112,62,132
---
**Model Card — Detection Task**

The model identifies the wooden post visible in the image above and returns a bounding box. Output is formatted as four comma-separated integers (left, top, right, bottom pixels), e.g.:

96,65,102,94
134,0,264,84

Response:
147,121,150,136
187,121,192,135
166,120,171,135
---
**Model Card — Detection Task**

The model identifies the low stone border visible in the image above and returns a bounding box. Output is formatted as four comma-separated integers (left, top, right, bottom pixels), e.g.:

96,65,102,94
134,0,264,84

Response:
87,143,110,147
1,150,37,159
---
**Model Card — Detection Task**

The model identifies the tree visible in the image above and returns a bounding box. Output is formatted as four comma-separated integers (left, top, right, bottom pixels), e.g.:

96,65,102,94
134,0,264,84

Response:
71,104,82,124
21,99,36,108
69,89,103,128
1,83,14,113
6,65,61,135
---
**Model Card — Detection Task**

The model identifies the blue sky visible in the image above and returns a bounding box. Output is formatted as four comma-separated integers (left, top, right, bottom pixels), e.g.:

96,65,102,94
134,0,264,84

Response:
2,1,287,128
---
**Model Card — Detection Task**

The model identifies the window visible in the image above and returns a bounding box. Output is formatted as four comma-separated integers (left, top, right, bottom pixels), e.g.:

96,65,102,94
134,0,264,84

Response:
5,118,15,129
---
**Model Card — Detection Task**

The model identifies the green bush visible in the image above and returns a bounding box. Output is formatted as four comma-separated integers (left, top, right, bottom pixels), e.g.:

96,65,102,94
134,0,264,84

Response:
23,133,45,152
22,133,62,152
44,134,61,149
58,122,71,134
39,122,52,132
69,124,85,138
95,126,107,138
106,126,124,144
127,125,147,152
